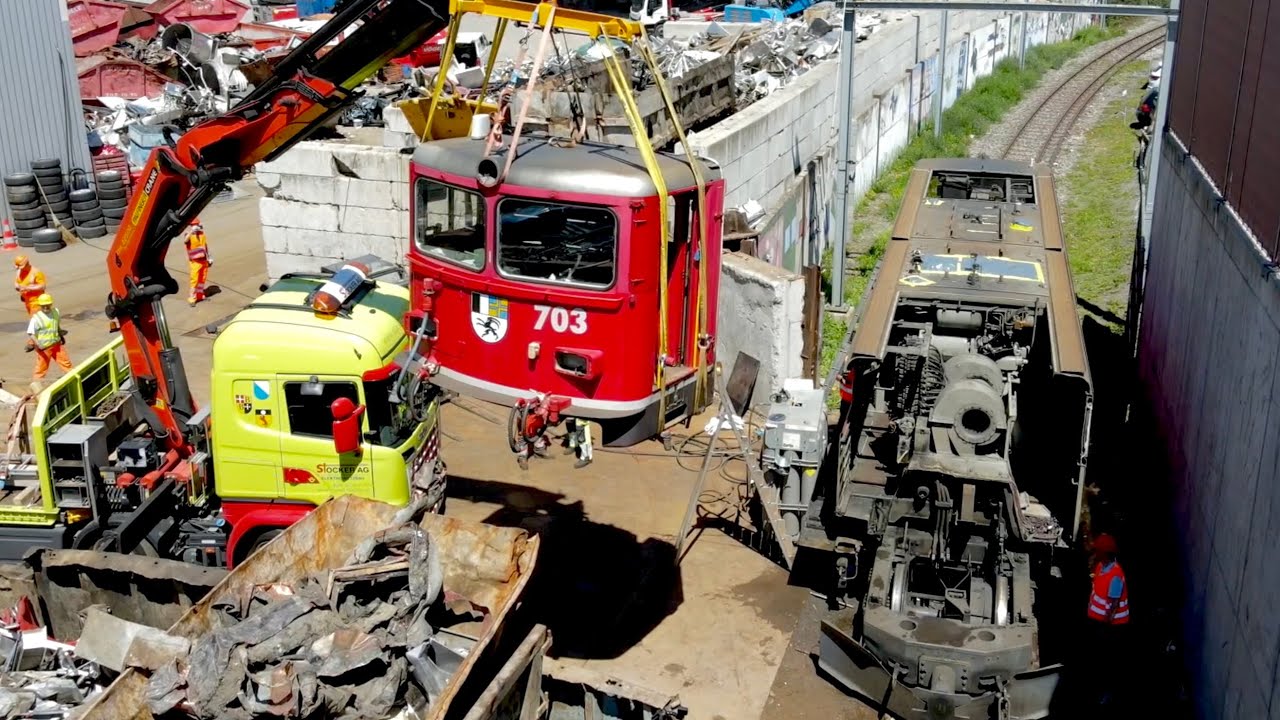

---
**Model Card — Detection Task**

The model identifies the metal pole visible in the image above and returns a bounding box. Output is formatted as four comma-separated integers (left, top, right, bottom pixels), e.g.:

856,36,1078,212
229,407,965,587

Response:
933,9,948,137
1019,11,1028,69
830,4,857,307
1141,3,1177,250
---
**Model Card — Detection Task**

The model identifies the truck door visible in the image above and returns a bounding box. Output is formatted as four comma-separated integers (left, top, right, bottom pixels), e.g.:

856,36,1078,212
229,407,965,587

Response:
215,378,284,501
276,375,376,504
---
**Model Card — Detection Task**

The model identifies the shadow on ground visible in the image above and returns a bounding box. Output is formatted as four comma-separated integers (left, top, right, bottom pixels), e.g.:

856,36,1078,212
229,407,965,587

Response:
446,475,684,662
1042,316,1193,718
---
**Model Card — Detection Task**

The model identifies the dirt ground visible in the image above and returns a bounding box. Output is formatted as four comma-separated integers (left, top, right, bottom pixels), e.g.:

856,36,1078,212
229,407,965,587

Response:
0,182,820,719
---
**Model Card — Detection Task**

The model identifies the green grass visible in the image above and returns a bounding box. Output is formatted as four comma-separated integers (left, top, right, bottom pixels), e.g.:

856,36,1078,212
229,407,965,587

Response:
819,23,1125,383
1059,60,1149,331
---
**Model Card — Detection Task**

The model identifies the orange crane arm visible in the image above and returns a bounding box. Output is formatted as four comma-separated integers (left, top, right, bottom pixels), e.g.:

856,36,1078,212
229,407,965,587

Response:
104,0,450,452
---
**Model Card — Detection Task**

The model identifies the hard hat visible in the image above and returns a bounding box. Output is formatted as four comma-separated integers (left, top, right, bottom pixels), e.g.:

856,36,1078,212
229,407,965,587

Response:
36,293,53,306
14,255,28,268
190,218,202,227
1093,533,1118,556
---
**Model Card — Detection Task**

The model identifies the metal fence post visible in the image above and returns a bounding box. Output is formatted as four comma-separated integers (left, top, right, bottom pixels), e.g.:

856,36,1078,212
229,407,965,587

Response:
934,9,948,137
830,3,858,306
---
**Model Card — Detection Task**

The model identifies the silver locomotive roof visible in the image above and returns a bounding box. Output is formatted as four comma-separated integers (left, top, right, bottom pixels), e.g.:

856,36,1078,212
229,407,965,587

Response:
411,136,721,198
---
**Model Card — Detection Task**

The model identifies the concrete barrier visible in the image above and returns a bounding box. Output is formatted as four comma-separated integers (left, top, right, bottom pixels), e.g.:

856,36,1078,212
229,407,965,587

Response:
717,253,805,405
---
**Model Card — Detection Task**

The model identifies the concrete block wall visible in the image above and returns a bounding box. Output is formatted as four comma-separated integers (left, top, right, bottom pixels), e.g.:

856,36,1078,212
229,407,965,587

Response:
256,141,411,280
717,253,805,404
692,9,1093,273
1136,136,1280,718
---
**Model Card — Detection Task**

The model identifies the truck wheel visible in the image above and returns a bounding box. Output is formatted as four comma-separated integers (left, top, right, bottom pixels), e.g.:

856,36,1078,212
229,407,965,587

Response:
237,528,284,565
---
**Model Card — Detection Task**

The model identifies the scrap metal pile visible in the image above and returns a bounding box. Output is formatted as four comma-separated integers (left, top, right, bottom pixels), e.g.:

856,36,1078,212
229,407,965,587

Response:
465,5,889,112
144,522,470,720
0,606,106,719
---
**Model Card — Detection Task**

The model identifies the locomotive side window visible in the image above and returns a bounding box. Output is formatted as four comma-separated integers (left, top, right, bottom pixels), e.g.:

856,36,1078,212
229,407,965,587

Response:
496,198,616,289
415,179,485,270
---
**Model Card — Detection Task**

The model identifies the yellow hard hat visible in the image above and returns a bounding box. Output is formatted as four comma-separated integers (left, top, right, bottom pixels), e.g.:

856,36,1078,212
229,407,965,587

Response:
13,255,28,268
36,293,53,306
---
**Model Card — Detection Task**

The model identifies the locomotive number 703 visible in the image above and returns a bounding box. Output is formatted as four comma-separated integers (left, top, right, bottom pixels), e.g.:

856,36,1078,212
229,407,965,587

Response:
533,305,588,335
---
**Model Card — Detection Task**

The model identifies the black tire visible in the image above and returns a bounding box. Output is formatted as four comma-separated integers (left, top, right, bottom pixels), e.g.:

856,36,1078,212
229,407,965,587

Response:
76,216,106,228
6,190,37,205
34,239,65,253
13,207,44,221
72,208,103,222
46,200,70,214
78,225,107,239
100,197,128,210
96,170,122,183
16,235,33,248
71,200,99,213
4,173,35,187
14,217,46,230
30,228,60,244
35,174,63,187
10,199,40,210
102,211,125,222
30,158,61,171
97,190,126,203
68,188,96,203
41,191,68,205
96,179,124,190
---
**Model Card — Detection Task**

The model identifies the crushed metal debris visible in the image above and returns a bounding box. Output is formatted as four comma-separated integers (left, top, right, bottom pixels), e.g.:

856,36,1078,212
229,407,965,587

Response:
143,521,459,720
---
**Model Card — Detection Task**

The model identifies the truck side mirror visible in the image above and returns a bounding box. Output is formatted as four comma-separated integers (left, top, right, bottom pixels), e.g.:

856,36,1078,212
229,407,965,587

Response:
331,397,365,455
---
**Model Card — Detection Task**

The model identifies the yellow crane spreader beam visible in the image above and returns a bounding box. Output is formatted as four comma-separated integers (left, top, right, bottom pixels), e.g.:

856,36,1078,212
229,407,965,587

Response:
449,0,644,40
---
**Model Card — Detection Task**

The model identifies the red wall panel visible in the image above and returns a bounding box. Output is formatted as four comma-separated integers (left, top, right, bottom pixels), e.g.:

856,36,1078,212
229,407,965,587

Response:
1168,0,1280,257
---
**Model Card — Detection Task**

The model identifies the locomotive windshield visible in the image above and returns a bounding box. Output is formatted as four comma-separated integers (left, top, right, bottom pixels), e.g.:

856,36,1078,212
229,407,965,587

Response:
415,179,485,270
496,198,617,289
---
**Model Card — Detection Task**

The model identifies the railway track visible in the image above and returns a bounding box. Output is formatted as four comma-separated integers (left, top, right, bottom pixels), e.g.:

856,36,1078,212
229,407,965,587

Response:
1000,26,1164,164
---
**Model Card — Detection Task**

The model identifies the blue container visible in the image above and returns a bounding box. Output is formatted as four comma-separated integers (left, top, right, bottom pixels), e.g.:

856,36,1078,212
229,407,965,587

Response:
722,4,785,23
297,0,338,18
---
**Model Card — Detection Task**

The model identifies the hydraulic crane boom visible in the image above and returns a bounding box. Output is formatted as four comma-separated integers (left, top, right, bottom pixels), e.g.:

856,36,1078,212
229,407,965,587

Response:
104,0,449,456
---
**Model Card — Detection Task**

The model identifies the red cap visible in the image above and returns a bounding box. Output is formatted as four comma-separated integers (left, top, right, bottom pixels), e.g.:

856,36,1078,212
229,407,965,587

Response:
1093,533,1118,556
189,218,202,227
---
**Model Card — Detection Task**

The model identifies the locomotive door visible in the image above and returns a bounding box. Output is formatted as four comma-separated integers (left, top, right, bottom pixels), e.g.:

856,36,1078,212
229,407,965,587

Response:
665,191,699,374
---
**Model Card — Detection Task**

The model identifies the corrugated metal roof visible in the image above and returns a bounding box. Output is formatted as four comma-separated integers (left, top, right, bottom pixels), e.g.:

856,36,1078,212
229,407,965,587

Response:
0,0,94,224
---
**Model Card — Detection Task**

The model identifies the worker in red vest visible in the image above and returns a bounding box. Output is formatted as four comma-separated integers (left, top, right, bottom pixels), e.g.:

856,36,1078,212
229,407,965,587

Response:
1085,532,1129,710
185,218,210,306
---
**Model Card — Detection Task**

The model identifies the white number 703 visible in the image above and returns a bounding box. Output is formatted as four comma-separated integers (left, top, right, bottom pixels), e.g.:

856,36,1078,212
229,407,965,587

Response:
533,305,587,334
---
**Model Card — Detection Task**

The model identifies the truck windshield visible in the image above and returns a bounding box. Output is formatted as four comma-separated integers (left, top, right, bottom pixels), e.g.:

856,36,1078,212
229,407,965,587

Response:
363,376,418,448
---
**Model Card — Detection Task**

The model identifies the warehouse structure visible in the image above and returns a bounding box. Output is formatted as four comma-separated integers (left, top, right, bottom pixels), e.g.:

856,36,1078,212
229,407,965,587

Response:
0,0,93,221
1137,0,1280,716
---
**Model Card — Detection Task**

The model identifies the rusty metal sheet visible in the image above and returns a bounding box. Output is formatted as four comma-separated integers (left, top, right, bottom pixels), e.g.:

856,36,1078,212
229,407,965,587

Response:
850,240,910,360
1043,253,1089,378
1034,166,1062,251
144,0,250,34
77,55,176,100
1187,0,1251,189
67,1,156,57
1235,7,1280,257
27,549,226,642
1221,1,1269,208
1166,0,1206,141
890,168,930,240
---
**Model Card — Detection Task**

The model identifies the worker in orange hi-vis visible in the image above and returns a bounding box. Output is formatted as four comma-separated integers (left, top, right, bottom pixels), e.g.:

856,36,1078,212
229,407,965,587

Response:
26,294,73,380
185,218,210,306
12,255,47,316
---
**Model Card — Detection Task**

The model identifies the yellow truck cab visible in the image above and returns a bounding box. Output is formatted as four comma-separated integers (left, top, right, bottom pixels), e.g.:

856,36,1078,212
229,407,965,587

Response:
0,256,444,567
212,257,446,563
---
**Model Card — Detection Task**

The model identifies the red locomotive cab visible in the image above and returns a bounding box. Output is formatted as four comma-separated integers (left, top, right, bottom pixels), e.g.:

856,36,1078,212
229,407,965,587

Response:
406,135,725,447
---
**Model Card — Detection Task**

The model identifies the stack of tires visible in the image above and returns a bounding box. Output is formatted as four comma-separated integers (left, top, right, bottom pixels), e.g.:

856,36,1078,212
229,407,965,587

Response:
31,158,72,230
95,171,128,233
70,188,109,240
3,173,47,247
